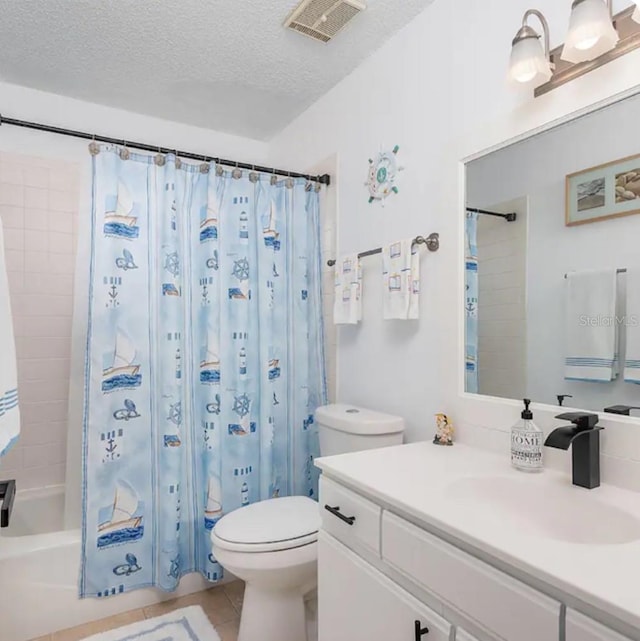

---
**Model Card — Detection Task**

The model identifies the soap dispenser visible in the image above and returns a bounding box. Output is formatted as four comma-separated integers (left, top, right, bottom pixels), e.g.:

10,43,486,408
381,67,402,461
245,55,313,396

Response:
511,399,543,472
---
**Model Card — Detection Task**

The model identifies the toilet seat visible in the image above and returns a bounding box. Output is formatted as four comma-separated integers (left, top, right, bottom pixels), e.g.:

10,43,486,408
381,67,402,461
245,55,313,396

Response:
211,496,320,553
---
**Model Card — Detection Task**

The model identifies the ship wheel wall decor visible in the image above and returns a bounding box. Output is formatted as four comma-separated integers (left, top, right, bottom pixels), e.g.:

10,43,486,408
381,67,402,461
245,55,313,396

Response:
365,145,404,205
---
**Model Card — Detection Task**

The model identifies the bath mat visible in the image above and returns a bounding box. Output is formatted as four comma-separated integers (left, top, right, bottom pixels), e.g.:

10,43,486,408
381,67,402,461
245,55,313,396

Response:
80,606,220,641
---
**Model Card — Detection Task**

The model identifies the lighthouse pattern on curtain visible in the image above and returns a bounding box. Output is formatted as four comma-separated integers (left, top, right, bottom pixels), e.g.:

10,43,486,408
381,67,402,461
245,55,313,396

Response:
81,148,326,598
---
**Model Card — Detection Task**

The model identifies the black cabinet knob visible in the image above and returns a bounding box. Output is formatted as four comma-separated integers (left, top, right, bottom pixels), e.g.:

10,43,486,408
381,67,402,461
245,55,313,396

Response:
414,620,429,640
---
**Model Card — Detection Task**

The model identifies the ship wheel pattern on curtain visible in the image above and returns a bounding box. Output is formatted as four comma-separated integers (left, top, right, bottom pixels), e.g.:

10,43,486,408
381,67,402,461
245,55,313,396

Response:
80,147,326,597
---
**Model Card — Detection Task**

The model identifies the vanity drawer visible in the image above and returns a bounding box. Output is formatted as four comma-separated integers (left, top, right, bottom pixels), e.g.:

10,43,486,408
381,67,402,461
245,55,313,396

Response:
319,476,382,556
566,609,633,641
382,512,561,641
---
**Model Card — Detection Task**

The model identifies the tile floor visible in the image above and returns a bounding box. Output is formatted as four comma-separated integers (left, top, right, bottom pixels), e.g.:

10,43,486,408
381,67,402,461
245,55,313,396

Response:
29,581,244,641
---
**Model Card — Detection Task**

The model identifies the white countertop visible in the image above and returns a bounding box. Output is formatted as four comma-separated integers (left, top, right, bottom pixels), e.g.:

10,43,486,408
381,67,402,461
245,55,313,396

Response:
315,442,640,633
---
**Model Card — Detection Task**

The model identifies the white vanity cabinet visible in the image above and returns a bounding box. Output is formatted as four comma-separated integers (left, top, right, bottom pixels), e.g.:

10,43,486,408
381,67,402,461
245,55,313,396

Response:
566,609,634,641
316,443,640,641
319,476,565,641
319,531,452,641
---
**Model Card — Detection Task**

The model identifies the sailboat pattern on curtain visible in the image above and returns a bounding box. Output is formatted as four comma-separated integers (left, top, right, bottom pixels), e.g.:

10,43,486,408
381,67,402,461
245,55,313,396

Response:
81,148,326,597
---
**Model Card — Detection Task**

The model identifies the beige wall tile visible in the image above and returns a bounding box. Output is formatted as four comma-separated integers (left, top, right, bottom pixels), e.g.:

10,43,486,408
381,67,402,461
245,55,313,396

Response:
0,155,79,491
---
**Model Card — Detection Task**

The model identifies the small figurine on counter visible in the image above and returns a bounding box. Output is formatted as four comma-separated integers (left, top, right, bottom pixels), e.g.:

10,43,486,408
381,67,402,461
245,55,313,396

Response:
433,413,454,446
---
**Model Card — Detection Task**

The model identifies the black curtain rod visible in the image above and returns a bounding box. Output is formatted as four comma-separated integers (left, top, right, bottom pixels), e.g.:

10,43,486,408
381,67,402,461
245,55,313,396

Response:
0,114,331,186
467,207,517,222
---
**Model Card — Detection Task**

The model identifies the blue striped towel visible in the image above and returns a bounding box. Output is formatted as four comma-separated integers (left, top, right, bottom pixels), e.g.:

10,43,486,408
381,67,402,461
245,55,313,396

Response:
565,269,619,382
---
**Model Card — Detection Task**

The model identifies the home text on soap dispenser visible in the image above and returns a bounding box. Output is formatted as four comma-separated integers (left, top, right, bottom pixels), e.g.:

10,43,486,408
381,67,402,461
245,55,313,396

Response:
511,399,544,472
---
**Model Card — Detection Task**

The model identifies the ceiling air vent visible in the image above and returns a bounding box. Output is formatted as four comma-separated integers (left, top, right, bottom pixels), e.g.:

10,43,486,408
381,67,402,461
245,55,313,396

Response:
284,0,366,43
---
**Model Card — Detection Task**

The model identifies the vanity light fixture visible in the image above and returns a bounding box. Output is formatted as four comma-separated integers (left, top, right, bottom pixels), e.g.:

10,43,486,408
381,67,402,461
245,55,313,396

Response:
510,3,640,96
509,10,554,84
562,0,619,63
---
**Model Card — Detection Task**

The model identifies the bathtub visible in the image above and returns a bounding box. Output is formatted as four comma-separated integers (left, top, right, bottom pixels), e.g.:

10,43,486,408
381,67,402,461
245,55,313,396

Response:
0,485,212,641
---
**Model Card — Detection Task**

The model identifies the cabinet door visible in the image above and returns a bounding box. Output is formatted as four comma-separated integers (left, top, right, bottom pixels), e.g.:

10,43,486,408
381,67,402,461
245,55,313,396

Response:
456,630,481,641
382,512,560,641
566,609,633,641
319,531,452,641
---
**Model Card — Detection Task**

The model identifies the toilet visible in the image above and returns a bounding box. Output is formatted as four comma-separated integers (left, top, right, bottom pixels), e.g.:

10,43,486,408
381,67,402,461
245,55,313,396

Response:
210,403,405,641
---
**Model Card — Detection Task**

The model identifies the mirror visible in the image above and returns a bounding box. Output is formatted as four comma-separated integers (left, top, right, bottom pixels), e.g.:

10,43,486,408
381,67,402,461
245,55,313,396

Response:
465,91,640,415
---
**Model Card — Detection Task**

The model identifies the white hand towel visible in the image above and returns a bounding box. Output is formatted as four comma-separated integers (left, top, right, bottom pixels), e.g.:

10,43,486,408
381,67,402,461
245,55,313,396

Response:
333,254,362,325
565,269,618,382
624,268,640,383
0,219,20,457
382,239,420,320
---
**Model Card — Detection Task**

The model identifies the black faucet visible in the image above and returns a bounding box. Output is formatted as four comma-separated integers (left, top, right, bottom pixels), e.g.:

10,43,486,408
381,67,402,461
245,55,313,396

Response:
544,413,603,489
0,479,15,528
604,405,640,416
557,394,573,407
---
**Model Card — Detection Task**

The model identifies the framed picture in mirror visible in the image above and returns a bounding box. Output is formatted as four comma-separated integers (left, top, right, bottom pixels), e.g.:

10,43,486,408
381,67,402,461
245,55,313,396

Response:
566,153,640,226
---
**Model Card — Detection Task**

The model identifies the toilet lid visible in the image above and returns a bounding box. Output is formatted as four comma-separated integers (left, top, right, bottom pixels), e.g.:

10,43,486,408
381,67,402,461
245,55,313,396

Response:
212,496,320,550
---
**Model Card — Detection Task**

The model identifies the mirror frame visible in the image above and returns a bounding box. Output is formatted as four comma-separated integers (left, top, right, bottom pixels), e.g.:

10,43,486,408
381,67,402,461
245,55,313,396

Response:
454,82,640,432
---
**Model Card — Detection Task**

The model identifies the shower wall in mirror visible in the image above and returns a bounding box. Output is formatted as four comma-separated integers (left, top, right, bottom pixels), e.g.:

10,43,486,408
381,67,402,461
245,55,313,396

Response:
465,92,640,414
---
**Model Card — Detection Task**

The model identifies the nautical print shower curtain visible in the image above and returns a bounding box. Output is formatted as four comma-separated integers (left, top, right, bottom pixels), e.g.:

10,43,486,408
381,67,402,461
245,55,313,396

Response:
80,147,326,597
465,211,479,394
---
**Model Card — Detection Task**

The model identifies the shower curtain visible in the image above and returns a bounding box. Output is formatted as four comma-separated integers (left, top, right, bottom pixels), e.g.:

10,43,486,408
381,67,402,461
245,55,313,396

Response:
80,147,326,597
465,211,479,394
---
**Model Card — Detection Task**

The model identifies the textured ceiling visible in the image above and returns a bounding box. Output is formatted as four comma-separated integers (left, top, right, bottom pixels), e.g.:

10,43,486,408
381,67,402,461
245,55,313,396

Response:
0,0,433,140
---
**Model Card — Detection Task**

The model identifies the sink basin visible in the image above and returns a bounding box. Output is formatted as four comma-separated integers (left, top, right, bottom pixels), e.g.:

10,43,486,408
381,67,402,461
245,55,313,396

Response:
445,476,640,545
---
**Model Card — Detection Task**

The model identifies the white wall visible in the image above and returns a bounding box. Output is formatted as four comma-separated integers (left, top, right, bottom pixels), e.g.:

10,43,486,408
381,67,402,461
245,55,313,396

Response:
468,93,640,412
477,198,527,400
268,0,640,489
0,82,269,507
3,0,640,497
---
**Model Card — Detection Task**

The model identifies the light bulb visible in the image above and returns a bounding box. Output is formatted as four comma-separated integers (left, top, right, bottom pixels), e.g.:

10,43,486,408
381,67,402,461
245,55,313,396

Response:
562,0,619,63
508,21,553,87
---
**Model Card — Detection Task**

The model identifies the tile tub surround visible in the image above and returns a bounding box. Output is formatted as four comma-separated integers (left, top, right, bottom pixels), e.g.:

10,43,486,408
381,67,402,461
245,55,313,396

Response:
29,582,244,641
0,153,79,490
316,442,640,636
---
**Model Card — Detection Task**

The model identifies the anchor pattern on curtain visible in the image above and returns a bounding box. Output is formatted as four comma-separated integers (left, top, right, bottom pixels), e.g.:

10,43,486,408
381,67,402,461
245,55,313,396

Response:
81,147,326,598
465,211,479,394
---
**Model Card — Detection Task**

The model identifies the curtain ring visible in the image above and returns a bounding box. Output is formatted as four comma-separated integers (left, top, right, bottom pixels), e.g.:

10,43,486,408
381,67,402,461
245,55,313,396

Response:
249,164,258,183
215,164,224,177
174,149,182,169
270,167,278,186
155,146,166,167
200,155,210,174
285,171,294,190
232,160,242,180
88,134,100,156
315,174,322,193
119,140,130,161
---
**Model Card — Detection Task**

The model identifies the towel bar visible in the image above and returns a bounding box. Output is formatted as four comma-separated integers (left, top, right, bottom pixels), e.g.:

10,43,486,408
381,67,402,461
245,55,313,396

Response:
327,233,439,267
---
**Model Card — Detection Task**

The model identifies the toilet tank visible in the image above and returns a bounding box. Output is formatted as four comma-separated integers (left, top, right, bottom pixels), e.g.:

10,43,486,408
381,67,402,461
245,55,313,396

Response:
315,404,405,457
